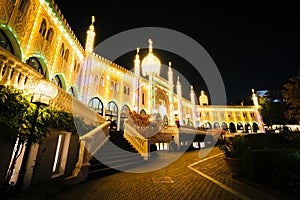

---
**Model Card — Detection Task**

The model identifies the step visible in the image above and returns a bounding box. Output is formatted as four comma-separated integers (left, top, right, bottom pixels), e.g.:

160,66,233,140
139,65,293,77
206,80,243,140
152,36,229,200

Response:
88,130,147,179
88,159,147,180
94,152,141,161
89,159,147,175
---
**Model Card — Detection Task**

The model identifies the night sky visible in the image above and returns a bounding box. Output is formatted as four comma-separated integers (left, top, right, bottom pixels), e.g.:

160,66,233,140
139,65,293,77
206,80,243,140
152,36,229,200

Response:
55,1,300,104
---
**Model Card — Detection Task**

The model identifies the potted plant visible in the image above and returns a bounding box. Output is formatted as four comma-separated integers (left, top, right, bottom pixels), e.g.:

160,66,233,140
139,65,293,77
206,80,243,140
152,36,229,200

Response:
217,134,245,178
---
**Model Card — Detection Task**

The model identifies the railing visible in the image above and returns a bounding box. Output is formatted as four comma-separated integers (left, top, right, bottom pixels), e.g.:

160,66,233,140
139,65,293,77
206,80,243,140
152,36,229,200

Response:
160,125,178,135
0,47,106,125
124,122,149,160
80,121,110,156
179,126,211,134
0,47,109,184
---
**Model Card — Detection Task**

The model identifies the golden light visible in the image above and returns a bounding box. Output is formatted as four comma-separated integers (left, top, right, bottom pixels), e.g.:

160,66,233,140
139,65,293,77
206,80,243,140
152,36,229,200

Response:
141,39,161,76
25,78,58,105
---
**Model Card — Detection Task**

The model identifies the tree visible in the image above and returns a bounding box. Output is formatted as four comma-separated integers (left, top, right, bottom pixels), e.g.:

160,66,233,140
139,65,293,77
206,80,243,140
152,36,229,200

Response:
282,70,300,123
0,85,76,190
258,87,290,126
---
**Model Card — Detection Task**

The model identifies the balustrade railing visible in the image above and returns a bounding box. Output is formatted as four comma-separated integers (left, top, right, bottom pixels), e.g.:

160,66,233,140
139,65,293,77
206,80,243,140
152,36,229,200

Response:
0,48,106,125
124,121,149,160
0,48,109,184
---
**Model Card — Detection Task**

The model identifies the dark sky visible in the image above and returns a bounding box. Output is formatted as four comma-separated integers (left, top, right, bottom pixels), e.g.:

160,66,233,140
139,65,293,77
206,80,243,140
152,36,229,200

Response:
55,0,300,104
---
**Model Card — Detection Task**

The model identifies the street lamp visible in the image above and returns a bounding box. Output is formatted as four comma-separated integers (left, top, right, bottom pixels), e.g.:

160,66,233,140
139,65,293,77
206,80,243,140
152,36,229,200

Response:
15,78,58,193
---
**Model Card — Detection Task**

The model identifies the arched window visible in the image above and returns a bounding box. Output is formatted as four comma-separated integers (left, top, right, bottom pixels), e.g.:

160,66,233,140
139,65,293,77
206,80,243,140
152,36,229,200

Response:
26,57,46,77
73,60,77,71
140,109,146,115
94,75,99,85
69,87,75,97
221,122,228,130
253,123,259,133
18,0,30,16
0,30,14,54
60,43,65,57
88,97,103,115
110,81,114,90
39,19,47,37
214,122,220,129
237,122,244,132
64,49,69,61
52,75,63,88
46,27,54,42
106,101,118,121
229,122,236,133
115,82,119,91
76,64,80,73
100,76,104,87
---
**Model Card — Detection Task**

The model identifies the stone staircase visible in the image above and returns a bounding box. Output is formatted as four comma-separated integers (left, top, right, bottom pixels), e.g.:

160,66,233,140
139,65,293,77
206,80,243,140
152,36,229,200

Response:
88,130,147,179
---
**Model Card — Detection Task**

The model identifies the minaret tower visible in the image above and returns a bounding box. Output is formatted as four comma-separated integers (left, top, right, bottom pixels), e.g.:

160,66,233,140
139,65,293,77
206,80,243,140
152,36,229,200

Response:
168,62,174,125
85,16,96,55
190,86,197,127
252,88,259,108
134,48,141,111
141,39,161,113
176,76,183,124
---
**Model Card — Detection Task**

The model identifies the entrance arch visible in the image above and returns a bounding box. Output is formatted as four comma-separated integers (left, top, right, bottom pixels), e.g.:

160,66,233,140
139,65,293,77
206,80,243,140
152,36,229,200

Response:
245,122,251,133
237,122,244,132
163,115,168,126
0,29,22,59
140,109,146,115
106,101,118,122
88,97,103,115
221,122,228,130
120,105,130,130
253,122,259,133
213,122,220,129
229,122,236,133
26,57,49,79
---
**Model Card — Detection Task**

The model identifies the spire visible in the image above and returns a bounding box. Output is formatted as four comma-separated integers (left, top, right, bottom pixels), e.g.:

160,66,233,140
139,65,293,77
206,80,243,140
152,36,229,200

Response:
148,39,153,53
190,86,195,104
141,39,161,76
199,90,208,105
134,47,140,76
252,88,259,108
135,47,140,60
168,61,173,84
85,16,96,55
176,76,182,97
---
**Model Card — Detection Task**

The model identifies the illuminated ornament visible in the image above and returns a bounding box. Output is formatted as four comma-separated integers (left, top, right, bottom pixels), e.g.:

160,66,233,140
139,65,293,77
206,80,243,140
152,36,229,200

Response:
141,39,161,76
85,16,96,54
25,78,58,105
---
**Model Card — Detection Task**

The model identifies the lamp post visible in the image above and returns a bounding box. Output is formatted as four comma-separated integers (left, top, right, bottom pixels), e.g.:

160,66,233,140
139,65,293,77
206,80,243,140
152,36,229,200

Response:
15,78,58,193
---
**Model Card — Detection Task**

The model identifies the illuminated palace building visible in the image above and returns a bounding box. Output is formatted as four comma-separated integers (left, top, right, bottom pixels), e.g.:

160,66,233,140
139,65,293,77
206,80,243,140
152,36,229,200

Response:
0,0,264,133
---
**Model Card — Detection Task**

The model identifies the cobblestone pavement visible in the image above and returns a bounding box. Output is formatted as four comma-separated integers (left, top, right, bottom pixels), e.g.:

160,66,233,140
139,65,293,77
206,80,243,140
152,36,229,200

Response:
50,147,297,200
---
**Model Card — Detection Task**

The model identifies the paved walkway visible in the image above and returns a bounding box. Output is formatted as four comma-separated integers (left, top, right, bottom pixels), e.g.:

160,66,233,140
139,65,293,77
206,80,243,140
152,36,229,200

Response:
48,147,296,200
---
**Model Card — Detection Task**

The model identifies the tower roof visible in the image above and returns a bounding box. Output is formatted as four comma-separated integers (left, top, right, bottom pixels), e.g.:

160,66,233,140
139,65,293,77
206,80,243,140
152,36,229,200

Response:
141,39,161,76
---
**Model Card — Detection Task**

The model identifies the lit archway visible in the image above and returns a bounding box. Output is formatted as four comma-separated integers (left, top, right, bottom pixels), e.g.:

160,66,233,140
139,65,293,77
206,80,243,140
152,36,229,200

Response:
237,122,244,132
26,57,49,79
52,74,66,90
0,29,22,59
106,101,118,122
88,97,103,115
253,122,259,133
221,122,228,130
120,105,130,130
140,109,146,115
213,122,220,129
245,122,252,133
229,122,236,133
